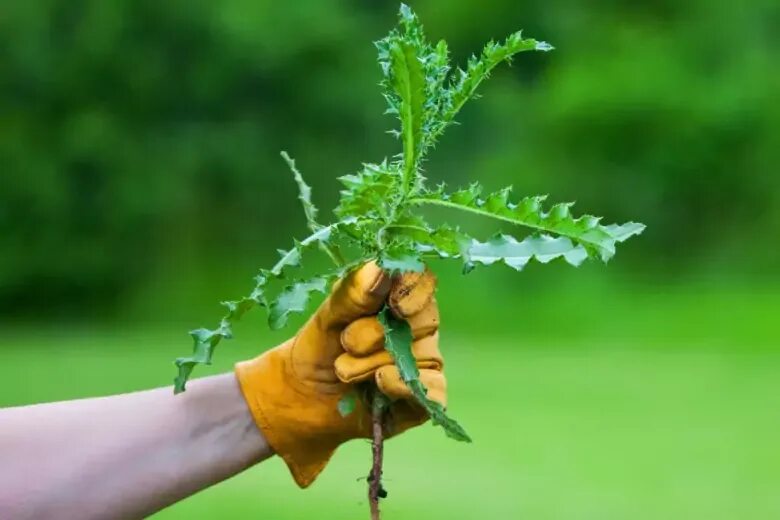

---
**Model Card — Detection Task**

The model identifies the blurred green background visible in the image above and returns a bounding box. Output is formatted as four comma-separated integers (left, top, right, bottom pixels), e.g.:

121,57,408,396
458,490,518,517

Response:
1,0,778,518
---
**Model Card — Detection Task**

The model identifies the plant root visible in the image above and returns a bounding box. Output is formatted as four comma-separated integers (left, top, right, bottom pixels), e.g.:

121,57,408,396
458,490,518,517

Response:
368,392,389,520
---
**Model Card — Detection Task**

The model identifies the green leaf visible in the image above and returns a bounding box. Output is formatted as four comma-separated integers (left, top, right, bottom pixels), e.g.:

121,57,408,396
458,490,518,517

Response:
463,233,589,273
605,222,647,243
337,392,358,417
378,5,550,162
378,306,471,442
281,151,347,266
409,184,645,262
268,276,329,330
424,31,552,150
408,223,471,259
335,162,398,221
174,300,259,394
271,224,337,276
173,221,351,393
377,5,432,195
281,151,319,231
388,41,426,189
424,39,451,132
378,247,425,274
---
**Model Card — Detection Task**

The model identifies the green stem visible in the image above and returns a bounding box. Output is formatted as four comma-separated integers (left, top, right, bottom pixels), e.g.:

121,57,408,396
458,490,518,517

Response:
321,242,346,268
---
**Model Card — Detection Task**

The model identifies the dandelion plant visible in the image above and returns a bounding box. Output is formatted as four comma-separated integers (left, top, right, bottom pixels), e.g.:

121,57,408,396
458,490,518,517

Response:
172,5,644,518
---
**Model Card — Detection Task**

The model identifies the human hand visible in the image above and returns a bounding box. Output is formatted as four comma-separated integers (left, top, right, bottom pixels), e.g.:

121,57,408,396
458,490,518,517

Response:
235,263,446,487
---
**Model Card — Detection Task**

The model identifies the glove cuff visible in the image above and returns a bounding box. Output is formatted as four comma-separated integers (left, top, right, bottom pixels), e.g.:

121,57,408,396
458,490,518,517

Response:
235,346,344,488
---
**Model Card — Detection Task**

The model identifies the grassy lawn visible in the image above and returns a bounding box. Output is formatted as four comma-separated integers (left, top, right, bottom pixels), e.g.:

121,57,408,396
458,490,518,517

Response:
2,325,778,519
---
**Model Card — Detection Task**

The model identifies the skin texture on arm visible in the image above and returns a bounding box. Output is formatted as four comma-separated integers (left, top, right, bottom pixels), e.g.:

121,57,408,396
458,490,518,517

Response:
0,373,272,520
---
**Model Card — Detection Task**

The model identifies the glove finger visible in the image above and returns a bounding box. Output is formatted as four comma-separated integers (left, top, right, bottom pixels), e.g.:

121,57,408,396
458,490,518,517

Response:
341,300,439,356
294,262,391,376
334,333,443,383
323,261,391,327
389,269,437,318
375,366,447,407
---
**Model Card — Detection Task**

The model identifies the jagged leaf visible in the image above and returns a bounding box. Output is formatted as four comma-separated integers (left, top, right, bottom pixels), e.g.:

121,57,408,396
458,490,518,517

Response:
271,224,336,276
377,5,439,195
410,184,645,262
281,151,319,231
387,42,426,187
605,222,646,243
463,233,589,273
174,298,260,394
281,151,347,266
335,162,398,221
424,39,451,135
378,306,471,442
268,276,330,330
412,224,471,259
378,4,550,162
391,42,425,164
173,221,351,393
424,31,552,150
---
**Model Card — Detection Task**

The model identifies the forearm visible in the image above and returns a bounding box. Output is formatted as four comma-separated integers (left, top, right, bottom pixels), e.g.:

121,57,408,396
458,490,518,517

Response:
0,373,272,520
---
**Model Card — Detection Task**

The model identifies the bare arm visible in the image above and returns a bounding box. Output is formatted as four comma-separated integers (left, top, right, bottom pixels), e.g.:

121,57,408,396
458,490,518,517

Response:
0,373,272,520
0,265,444,518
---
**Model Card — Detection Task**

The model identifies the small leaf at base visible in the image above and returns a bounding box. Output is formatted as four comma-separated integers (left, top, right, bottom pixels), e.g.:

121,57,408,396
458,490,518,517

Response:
338,392,358,417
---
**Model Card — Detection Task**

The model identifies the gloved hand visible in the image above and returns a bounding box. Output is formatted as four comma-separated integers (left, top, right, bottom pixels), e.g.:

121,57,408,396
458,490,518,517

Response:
235,263,446,488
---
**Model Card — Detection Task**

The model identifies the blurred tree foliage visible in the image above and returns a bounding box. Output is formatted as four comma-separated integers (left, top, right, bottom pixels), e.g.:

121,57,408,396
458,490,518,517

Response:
1,0,778,317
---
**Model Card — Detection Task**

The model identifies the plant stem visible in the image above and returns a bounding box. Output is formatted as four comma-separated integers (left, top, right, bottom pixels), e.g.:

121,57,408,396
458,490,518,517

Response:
369,391,389,520
320,242,346,268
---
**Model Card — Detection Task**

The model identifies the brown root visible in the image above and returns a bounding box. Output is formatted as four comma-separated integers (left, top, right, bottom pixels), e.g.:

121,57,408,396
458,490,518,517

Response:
368,391,388,520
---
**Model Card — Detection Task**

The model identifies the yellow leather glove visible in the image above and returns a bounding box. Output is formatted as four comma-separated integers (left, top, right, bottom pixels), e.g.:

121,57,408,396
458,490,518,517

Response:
235,263,446,488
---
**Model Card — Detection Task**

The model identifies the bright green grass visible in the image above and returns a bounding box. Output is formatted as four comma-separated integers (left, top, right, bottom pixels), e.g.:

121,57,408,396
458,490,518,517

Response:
2,327,778,519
